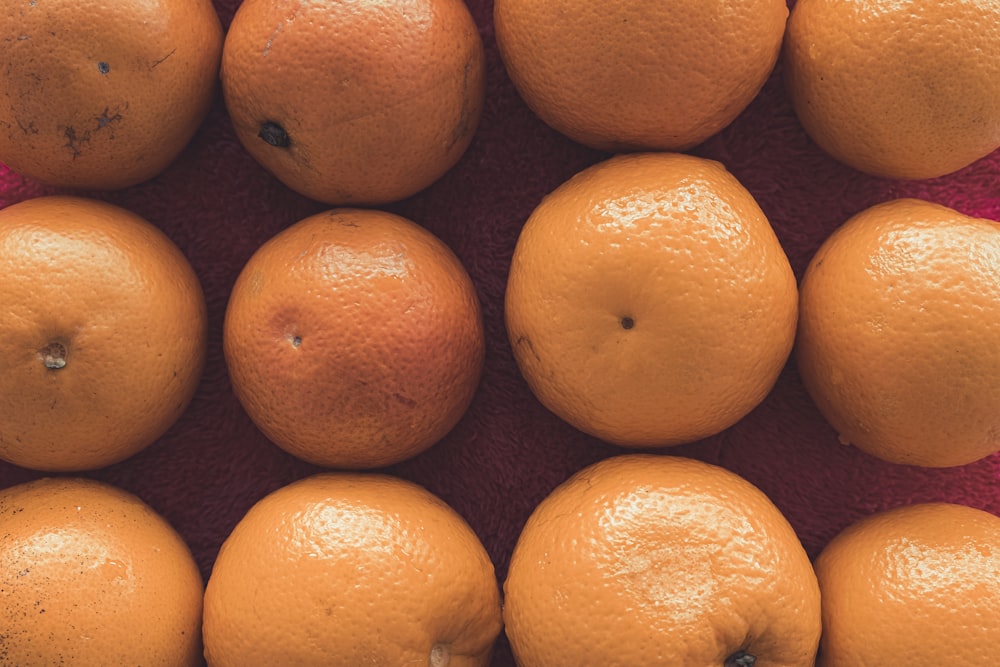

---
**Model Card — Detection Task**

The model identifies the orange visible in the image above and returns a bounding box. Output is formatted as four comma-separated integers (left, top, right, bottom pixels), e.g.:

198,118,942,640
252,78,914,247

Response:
0,477,204,665
202,472,503,666
784,0,1000,179
503,454,822,666
505,152,798,447
493,0,788,151
814,502,1000,666
0,195,207,471
0,0,223,190
220,0,485,205
796,198,1000,467
223,207,484,469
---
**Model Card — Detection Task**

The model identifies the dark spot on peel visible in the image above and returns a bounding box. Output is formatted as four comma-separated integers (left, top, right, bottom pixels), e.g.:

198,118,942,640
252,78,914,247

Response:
620,316,635,330
150,49,176,69
259,121,290,148
62,126,85,158
515,334,541,363
392,392,417,408
95,105,124,130
447,54,479,150
97,61,109,75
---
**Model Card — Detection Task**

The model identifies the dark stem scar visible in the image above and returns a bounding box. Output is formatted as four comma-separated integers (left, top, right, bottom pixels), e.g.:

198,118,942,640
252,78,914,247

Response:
724,651,757,667
620,316,635,330
39,342,67,370
259,121,290,148
97,61,109,74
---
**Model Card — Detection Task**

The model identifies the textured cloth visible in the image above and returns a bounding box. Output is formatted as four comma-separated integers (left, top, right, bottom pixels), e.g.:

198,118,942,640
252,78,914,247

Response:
2,1,999,665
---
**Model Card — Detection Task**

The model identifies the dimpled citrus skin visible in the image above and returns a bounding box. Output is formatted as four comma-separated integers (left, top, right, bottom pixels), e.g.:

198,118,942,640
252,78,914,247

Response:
0,195,207,472
796,198,1000,468
815,502,1000,666
0,0,222,189
220,0,486,206
493,0,788,151
202,472,503,667
0,477,204,666
503,454,822,667
223,208,484,469
505,152,798,447
784,0,1000,180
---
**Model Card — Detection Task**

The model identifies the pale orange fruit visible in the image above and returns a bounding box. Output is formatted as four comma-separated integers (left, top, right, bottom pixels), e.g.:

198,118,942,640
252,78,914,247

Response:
0,195,207,471
0,476,204,665
504,454,822,666
505,152,798,447
202,472,503,666
797,198,1000,467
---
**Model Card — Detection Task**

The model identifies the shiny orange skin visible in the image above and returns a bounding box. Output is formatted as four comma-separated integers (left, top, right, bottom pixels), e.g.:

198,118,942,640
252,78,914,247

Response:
0,0,223,189
815,502,1000,666
503,454,822,666
202,472,503,666
796,198,1000,467
505,152,798,447
0,477,204,665
220,0,486,205
0,195,207,472
223,208,484,469
784,0,1000,179
494,0,788,151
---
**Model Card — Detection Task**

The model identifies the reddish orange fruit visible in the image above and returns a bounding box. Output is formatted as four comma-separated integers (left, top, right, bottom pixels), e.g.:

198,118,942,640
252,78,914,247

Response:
0,477,204,665
0,0,223,189
0,195,207,471
797,198,1000,467
220,0,486,205
503,454,822,666
202,472,503,666
505,152,798,447
223,208,484,469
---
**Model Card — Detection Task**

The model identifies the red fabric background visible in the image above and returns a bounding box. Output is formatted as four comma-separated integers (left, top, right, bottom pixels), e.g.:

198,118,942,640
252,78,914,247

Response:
2,1,999,664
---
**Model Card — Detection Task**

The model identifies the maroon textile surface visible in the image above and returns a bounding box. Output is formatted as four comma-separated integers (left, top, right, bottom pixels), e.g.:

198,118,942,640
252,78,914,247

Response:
2,1,1000,664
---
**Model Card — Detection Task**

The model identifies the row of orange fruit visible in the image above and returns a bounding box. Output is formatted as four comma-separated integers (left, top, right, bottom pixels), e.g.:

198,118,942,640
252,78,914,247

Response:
4,151,998,473
5,454,1000,664
2,0,997,199
1,0,1000,665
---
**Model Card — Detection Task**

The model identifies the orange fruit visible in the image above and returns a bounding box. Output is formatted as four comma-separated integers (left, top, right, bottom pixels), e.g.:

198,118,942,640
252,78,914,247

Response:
505,152,798,447
503,454,822,666
220,0,485,205
814,502,1000,666
223,207,484,469
0,0,223,189
0,195,207,471
0,476,204,665
784,0,1000,179
796,198,1000,467
202,472,503,666
493,0,788,151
